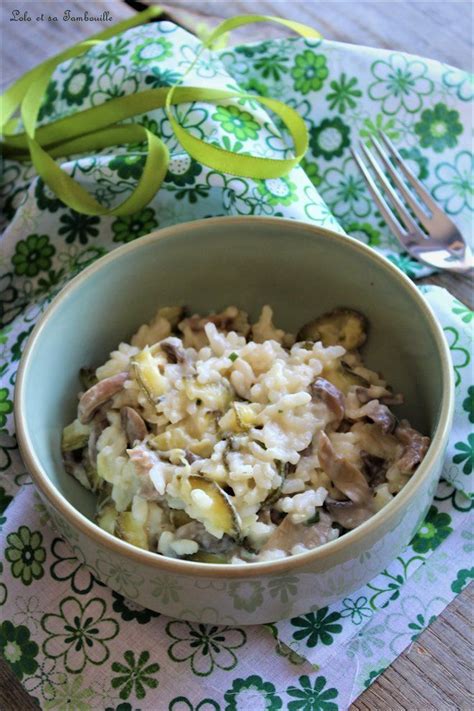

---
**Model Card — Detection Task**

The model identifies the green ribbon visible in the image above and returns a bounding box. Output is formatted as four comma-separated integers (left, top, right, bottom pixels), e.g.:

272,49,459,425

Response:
0,7,321,216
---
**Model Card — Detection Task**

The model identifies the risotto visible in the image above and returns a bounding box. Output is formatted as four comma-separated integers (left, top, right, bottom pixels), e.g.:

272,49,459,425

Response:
62,304,430,564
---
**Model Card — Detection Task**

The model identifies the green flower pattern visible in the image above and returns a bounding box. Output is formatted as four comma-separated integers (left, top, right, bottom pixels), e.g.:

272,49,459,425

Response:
166,620,246,676
387,252,424,279
12,234,56,277
111,208,158,244
254,51,289,81
310,117,351,160
326,73,362,113
109,154,146,180
38,80,59,122
224,675,282,710
111,592,159,625
410,506,453,554
291,51,328,95
212,105,261,141
450,568,474,594
0,621,38,681
61,66,93,106
452,434,474,475
166,156,202,187
399,147,429,180
287,675,339,711
97,38,130,71
462,386,474,424
415,103,463,152
368,54,433,114
257,177,298,206
290,608,343,648
432,150,473,215
131,38,173,66
58,211,100,245
43,675,94,710
111,650,159,700
0,388,13,427
344,221,381,246
0,19,472,711
6,526,46,585
41,597,119,673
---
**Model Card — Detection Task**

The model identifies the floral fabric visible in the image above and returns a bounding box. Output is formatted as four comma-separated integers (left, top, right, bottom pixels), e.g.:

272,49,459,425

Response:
0,20,473,710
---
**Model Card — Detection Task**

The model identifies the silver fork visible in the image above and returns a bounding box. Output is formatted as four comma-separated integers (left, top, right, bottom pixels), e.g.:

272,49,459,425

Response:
351,132,473,273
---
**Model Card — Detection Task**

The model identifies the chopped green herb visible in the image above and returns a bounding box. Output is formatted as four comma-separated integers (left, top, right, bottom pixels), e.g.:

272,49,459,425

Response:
229,352,238,362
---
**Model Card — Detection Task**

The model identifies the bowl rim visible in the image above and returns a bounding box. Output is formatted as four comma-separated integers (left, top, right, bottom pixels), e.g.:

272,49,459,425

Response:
15,215,454,578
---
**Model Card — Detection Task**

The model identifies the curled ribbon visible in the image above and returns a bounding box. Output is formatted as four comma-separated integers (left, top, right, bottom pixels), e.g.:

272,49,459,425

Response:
0,7,321,216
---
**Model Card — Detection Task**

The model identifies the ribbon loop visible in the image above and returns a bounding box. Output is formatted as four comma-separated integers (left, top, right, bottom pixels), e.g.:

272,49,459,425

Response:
1,10,320,215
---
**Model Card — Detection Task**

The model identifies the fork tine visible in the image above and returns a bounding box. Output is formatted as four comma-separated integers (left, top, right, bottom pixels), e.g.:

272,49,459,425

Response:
378,132,442,215
350,148,407,243
370,136,432,229
359,141,420,235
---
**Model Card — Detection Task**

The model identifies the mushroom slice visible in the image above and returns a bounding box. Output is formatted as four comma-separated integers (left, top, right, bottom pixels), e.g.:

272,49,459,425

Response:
159,337,187,364
395,420,430,473
326,499,374,530
297,308,368,350
259,510,334,554
121,406,147,447
318,431,371,505
363,400,397,434
175,520,235,555
179,306,250,345
356,386,403,406
361,451,387,487
78,371,128,424
63,451,91,490
88,409,109,466
311,377,345,428
63,449,101,493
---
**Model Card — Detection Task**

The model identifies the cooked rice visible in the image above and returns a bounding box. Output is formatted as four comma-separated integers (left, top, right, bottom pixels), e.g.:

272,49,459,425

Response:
61,304,430,564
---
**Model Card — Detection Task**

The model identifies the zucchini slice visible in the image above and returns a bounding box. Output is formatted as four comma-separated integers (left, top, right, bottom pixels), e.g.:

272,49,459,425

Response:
187,551,229,564
184,378,233,411
79,367,98,391
219,402,259,433
233,402,259,430
116,512,149,550
61,419,91,451
132,347,168,403
184,475,241,539
158,305,184,329
298,308,368,350
323,362,369,395
170,509,193,528
96,502,118,536
263,462,288,506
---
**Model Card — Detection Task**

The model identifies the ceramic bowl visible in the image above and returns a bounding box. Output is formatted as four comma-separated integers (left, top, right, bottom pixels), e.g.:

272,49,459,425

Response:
15,217,453,624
